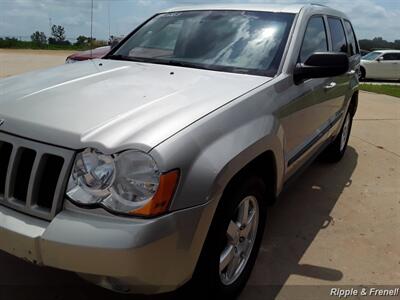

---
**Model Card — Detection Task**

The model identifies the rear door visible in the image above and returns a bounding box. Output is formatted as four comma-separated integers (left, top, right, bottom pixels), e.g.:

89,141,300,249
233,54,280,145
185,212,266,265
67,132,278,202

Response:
381,53,400,79
343,19,360,79
325,17,352,120
390,53,400,79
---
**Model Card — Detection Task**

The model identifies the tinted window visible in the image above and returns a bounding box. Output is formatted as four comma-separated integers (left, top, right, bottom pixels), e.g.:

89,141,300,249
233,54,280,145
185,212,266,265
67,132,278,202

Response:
382,53,400,60
300,16,328,62
112,11,295,76
328,17,347,53
344,20,359,56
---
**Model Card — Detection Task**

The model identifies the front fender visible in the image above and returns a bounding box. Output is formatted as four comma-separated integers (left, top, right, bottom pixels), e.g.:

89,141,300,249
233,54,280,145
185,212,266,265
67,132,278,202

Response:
151,107,284,212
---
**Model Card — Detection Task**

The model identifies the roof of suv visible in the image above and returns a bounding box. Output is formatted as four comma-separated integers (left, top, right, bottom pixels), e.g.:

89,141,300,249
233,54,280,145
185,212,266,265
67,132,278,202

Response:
164,3,309,14
163,3,347,18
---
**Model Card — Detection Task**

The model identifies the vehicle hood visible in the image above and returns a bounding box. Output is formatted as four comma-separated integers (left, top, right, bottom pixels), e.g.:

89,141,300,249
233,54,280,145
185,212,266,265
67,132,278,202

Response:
360,59,372,64
0,59,269,152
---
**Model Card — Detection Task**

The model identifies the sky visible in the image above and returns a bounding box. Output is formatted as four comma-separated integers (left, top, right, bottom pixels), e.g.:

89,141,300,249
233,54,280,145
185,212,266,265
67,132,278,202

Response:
0,0,399,42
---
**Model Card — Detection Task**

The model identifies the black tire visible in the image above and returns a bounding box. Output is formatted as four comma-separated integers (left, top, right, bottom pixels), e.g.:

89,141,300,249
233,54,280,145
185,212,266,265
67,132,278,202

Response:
323,111,353,163
187,176,267,299
359,67,366,81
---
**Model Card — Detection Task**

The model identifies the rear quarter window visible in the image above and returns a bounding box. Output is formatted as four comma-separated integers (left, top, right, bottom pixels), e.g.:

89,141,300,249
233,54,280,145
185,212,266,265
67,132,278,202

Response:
327,17,347,53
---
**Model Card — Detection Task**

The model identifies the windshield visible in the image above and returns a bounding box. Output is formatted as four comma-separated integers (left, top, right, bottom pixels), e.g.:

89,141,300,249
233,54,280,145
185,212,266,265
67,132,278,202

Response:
362,51,382,60
109,10,295,76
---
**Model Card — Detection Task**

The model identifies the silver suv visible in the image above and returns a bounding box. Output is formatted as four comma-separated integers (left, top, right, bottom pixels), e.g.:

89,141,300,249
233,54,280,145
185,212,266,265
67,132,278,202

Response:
0,4,359,299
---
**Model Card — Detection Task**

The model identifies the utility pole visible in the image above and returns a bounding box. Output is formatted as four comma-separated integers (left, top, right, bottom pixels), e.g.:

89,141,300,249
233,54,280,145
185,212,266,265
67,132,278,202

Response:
108,0,111,41
90,0,94,56
49,17,52,36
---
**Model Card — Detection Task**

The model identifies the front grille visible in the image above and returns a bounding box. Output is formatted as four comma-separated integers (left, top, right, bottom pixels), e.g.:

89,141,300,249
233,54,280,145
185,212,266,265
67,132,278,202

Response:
0,132,74,220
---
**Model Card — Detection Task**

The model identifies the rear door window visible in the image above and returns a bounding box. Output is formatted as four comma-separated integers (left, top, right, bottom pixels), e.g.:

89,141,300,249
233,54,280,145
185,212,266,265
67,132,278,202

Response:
383,53,400,61
328,17,347,53
343,20,359,56
299,16,328,62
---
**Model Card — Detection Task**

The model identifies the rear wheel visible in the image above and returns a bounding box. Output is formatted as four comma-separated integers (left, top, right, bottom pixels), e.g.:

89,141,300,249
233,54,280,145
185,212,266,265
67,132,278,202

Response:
359,67,366,81
323,111,353,162
188,176,267,299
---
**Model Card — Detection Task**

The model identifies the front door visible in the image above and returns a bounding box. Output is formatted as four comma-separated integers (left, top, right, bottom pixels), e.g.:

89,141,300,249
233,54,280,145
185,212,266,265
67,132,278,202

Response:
280,15,336,175
369,54,393,79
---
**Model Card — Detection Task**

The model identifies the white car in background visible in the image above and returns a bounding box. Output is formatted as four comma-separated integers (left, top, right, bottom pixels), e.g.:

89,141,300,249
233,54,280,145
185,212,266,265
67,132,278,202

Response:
360,49,400,80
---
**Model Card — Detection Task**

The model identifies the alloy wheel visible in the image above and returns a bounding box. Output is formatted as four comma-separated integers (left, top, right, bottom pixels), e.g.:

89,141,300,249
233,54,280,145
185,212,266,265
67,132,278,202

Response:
219,196,259,286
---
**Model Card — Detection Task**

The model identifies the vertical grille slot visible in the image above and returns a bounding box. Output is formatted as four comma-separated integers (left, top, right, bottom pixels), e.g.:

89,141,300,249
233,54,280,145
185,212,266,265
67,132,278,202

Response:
0,142,13,196
12,148,36,203
36,154,65,209
0,132,74,220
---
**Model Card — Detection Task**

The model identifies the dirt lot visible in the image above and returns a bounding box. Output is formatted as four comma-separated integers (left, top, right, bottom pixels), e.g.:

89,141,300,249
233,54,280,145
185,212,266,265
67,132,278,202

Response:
0,50,399,300
0,49,75,78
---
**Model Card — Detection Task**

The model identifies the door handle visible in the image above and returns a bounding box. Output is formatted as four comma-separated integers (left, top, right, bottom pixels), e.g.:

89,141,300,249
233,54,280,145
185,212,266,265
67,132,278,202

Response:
324,82,337,90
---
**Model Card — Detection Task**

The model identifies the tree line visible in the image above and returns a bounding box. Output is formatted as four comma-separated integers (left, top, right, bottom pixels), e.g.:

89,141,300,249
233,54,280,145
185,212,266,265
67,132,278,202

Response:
0,24,108,50
359,37,400,51
30,25,107,47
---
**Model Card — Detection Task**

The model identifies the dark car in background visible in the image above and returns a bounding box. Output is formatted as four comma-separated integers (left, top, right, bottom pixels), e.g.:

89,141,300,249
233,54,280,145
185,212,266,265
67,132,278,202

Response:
65,38,123,63
66,46,111,63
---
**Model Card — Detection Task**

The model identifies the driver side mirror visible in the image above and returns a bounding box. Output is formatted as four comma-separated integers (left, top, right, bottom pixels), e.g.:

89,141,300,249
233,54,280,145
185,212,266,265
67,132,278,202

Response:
294,52,349,84
377,57,383,62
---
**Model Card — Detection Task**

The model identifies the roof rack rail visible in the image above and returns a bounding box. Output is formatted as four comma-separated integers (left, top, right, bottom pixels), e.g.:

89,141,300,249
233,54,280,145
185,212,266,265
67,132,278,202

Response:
309,3,328,7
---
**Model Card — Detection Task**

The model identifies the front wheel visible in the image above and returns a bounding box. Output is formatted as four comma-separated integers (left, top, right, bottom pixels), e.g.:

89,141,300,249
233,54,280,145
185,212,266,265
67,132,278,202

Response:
188,176,267,299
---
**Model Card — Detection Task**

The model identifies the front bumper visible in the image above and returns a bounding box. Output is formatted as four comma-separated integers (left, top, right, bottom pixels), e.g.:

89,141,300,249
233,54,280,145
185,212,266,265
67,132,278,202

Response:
0,201,215,294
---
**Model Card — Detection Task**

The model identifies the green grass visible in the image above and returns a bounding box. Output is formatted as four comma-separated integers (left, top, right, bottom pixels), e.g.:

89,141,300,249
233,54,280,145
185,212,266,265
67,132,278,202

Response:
0,40,106,51
360,84,400,98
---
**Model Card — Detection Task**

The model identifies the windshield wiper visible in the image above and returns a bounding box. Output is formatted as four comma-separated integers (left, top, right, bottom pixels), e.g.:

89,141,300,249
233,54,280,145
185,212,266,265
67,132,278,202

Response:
161,60,212,71
107,55,213,71
107,54,140,62
107,55,167,64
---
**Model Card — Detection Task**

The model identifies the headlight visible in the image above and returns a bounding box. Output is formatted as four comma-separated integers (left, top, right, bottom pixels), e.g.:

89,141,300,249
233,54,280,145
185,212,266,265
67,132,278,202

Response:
67,148,179,217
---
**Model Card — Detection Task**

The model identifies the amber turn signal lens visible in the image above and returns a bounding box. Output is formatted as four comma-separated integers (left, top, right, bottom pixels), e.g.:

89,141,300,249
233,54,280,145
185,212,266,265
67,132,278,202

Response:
130,170,179,217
